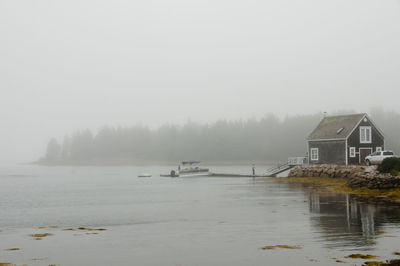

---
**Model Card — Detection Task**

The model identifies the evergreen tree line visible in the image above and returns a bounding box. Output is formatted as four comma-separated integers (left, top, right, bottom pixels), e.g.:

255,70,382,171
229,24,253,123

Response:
40,109,400,165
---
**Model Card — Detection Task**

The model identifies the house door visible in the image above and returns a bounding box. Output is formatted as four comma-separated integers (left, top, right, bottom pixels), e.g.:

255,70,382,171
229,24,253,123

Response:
359,148,373,164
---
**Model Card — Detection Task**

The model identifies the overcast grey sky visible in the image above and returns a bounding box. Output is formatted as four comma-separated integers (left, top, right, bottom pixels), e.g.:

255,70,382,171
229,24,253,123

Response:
1,0,400,164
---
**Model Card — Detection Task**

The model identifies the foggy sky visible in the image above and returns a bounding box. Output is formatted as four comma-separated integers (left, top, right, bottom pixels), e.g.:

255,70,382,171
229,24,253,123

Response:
1,0,400,164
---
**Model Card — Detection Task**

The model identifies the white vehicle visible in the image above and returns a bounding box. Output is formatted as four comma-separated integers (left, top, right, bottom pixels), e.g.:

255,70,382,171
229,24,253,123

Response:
365,150,395,165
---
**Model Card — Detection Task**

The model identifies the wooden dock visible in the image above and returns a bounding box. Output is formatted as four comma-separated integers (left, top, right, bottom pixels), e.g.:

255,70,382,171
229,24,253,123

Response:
161,173,263,177
209,173,264,178
161,157,307,178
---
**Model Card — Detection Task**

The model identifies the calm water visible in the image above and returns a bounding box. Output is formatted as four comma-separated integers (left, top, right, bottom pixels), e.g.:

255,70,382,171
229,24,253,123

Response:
1,165,400,266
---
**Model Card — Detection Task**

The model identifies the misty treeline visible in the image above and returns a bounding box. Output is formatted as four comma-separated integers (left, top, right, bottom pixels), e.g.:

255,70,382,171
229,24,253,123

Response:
39,109,400,165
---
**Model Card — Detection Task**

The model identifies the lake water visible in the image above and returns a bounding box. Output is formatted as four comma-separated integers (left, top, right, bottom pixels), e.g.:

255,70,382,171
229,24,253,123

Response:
1,165,400,266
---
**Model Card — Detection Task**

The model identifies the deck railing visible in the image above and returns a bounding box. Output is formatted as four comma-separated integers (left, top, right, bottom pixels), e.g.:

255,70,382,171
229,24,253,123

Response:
264,157,308,176
264,162,290,174
288,157,308,166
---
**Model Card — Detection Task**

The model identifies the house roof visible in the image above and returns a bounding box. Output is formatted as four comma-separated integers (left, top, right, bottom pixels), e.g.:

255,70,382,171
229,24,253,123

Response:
307,113,366,140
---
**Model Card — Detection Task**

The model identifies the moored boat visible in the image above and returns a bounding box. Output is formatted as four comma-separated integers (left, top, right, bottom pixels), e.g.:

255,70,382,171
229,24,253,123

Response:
161,161,210,177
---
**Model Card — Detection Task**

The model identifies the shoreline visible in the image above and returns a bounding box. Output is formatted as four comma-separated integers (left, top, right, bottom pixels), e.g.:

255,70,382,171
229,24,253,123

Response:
261,176,400,205
30,160,279,167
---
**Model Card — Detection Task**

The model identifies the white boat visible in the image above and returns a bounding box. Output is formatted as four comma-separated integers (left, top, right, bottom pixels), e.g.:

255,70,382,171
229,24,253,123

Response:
164,161,210,177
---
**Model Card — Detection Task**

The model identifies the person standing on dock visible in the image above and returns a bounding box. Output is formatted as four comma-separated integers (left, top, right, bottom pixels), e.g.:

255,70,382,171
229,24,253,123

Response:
252,164,255,176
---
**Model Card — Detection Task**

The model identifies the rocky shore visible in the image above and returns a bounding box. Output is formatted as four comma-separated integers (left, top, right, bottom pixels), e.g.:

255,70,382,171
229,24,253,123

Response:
288,164,400,190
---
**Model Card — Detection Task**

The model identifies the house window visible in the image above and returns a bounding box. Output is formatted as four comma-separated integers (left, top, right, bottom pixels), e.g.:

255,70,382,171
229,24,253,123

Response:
349,147,356,158
311,148,319,161
360,126,372,143
376,147,382,152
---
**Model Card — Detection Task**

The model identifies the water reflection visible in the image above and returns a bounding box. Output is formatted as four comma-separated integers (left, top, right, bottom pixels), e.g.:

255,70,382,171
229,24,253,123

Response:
288,182,400,249
309,192,377,248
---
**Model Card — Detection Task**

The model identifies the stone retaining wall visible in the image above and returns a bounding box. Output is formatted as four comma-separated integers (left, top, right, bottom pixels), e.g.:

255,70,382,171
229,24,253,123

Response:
288,164,400,189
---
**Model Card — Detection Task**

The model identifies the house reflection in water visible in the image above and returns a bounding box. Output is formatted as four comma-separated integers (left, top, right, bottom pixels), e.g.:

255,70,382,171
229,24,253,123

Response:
308,191,400,249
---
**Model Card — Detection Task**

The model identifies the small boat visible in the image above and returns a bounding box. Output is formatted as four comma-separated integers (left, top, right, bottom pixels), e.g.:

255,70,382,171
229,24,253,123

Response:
162,161,210,177
137,173,152,178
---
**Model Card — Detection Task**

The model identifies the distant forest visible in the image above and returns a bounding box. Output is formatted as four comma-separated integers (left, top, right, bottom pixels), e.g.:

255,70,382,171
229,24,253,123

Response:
39,109,400,165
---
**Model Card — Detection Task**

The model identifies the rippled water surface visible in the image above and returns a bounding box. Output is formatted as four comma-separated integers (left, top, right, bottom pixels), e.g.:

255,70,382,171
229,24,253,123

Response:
1,165,400,266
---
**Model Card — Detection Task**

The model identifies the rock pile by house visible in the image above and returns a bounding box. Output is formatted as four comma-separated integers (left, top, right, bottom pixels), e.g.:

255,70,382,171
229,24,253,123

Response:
348,171,400,189
288,164,366,179
288,164,400,189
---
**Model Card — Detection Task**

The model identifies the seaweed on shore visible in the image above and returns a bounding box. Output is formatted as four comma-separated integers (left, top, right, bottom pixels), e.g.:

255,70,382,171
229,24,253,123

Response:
267,177,400,204
31,257,48,261
345,254,379,259
261,245,302,250
63,227,106,231
38,226,58,229
29,233,53,240
363,262,386,266
77,227,106,231
363,259,400,266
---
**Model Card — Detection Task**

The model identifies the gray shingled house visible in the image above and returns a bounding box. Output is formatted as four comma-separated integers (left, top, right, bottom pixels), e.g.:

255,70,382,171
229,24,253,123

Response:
307,113,384,165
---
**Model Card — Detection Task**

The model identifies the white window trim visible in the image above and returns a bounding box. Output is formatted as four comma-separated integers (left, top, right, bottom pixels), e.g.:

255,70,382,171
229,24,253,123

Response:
349,147,356,158
360,126,372,144
311,148,319,161
376,147,382,152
